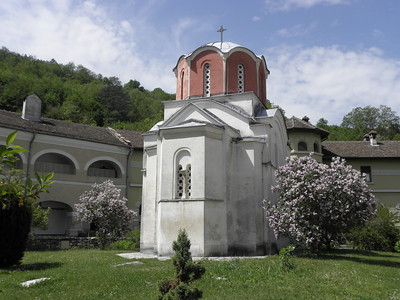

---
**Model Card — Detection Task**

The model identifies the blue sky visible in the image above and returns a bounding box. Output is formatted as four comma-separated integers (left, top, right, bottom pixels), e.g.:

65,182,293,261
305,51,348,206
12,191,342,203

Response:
1,0,399,125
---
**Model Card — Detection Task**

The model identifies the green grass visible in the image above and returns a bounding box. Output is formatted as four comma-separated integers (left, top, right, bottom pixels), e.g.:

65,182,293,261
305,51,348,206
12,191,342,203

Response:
0,249,399,299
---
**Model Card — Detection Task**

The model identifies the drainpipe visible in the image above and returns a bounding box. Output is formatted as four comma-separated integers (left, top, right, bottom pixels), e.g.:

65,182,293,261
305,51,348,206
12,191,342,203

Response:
25,131,36,186
125,145,134,199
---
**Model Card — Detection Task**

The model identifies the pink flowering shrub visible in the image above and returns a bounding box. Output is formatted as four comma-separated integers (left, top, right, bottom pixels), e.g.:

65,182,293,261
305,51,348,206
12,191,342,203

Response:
264,156,376,251
75,180,136,247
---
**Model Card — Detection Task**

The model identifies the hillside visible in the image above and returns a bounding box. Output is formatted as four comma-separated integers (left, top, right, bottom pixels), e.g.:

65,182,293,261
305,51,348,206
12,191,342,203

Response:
0,47,175,131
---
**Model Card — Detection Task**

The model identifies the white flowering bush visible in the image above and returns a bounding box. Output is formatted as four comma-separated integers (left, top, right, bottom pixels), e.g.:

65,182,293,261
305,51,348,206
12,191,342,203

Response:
75,180,136,248
264,156,376,251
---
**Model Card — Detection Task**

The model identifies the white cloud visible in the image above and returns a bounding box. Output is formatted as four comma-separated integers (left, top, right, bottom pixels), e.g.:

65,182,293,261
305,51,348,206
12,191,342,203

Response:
372,29,384,39
265,45,400,124
0,0,176,91
252,16,261,22
265,0,351,11
276,22,317,37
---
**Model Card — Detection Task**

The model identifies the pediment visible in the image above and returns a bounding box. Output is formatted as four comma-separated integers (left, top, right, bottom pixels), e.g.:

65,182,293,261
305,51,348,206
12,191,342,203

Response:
161,103,227,128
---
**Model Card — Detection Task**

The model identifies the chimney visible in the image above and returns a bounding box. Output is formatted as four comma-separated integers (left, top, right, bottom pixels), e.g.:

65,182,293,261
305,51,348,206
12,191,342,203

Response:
369,130,378,146
302,116,310,123
22,94,42,122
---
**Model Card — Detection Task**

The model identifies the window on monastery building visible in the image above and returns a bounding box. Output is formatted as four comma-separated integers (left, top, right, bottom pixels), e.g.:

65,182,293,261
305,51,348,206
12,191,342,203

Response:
313,143,319,153
360,166,372,182
87,160,120,178
3,153,23,171
298,142,307,151
204,63,211,97
180,70,185,99
237,64,244,93
176,164,192,199
34,153,75,175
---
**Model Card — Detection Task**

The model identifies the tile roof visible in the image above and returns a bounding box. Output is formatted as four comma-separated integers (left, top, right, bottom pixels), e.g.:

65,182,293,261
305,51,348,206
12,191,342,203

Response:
286,116,329,139
322,140,400,158
0,109,143,149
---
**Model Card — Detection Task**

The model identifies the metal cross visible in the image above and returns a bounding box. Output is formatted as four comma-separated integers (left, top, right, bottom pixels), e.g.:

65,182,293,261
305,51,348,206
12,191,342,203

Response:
217,26,227,43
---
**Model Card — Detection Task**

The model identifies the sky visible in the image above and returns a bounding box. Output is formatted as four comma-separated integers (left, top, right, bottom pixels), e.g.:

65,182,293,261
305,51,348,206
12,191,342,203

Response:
1,0,399,125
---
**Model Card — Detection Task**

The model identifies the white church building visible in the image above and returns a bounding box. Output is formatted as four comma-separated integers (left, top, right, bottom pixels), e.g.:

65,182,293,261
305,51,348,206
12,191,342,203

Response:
140,40,289,256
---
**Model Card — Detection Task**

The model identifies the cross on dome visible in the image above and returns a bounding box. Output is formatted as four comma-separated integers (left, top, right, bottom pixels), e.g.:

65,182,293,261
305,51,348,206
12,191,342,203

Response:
217,26,227,44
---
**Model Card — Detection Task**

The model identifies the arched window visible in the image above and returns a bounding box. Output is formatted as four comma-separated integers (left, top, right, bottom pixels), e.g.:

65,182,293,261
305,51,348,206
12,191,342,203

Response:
313,143,319,153
87,160,120,178
2,153,23,171
180,70,185,99
32,201,73,235
175,150,192,199
204,63,211,97
298,142,307,151
237,64,244,93
34,153,75,174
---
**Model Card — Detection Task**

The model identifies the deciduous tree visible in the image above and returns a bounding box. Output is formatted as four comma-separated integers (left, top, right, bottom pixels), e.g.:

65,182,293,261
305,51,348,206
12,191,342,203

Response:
264,156,376,251
341,105,400,140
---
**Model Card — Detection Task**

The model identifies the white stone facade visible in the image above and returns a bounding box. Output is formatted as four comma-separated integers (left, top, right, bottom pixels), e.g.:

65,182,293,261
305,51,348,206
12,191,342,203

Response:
140,92,289,256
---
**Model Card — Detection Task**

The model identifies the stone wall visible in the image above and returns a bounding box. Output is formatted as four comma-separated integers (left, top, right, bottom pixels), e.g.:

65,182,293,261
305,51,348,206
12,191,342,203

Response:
27,235,100,251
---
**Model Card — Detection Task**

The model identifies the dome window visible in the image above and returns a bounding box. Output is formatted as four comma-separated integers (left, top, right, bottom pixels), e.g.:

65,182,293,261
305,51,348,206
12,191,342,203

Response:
204,63,211,97
238,64,245,93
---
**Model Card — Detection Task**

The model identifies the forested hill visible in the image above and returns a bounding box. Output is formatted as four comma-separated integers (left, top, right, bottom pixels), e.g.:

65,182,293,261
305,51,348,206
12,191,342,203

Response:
0,47,175,132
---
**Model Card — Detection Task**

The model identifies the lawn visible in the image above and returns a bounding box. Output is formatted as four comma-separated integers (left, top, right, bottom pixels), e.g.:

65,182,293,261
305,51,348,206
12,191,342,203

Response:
0,249,399,300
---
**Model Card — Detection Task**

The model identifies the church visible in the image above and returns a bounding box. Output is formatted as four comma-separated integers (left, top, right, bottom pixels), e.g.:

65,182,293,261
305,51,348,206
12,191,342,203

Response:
140,37,290,256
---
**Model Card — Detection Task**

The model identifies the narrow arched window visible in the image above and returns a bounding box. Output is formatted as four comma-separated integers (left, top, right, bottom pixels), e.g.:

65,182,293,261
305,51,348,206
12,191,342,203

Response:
204,63,211,97
313,143,319,153
298,142,307,151
186,164,192,198
177,164,184,198
180,70,185,99
237,64,244,93
175,150,192,199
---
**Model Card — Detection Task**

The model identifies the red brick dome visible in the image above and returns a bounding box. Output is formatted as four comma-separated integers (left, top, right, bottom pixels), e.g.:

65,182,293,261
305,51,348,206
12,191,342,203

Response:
173,42,269,105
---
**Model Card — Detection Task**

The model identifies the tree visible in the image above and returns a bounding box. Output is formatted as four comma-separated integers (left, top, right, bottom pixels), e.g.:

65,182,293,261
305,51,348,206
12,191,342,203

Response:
0,131,54,267
348,204,400,252
264,156,376,251
96,85,131,125
341,105,400,140
316,118,359,141
159,229,205,300
74,180,136,248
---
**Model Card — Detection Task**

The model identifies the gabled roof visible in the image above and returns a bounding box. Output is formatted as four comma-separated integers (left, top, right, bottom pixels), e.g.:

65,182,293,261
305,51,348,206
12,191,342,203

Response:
0,109,143,149
160,99,252,134
286,116,329,139
322,140,400,158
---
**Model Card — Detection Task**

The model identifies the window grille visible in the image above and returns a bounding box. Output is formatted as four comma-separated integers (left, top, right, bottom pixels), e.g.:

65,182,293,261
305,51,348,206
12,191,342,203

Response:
204,63,211,97
238,64,244,93
176,164,192,199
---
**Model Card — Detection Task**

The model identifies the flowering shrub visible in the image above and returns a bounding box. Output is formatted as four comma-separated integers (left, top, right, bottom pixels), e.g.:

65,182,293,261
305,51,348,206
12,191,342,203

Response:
75,180,136,248
1,131,54,267
264,156,376,251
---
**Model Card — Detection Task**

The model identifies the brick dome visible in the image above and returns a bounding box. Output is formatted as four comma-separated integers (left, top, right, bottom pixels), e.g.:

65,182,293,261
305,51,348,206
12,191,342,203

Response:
173,42,269,105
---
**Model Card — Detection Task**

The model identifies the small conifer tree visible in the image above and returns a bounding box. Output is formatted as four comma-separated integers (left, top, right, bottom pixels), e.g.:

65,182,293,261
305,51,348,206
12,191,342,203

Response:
159,229,205,300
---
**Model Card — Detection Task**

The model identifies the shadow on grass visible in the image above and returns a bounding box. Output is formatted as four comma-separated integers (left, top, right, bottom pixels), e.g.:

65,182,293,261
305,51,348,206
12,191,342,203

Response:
304,249,400,269
4,262,63,271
